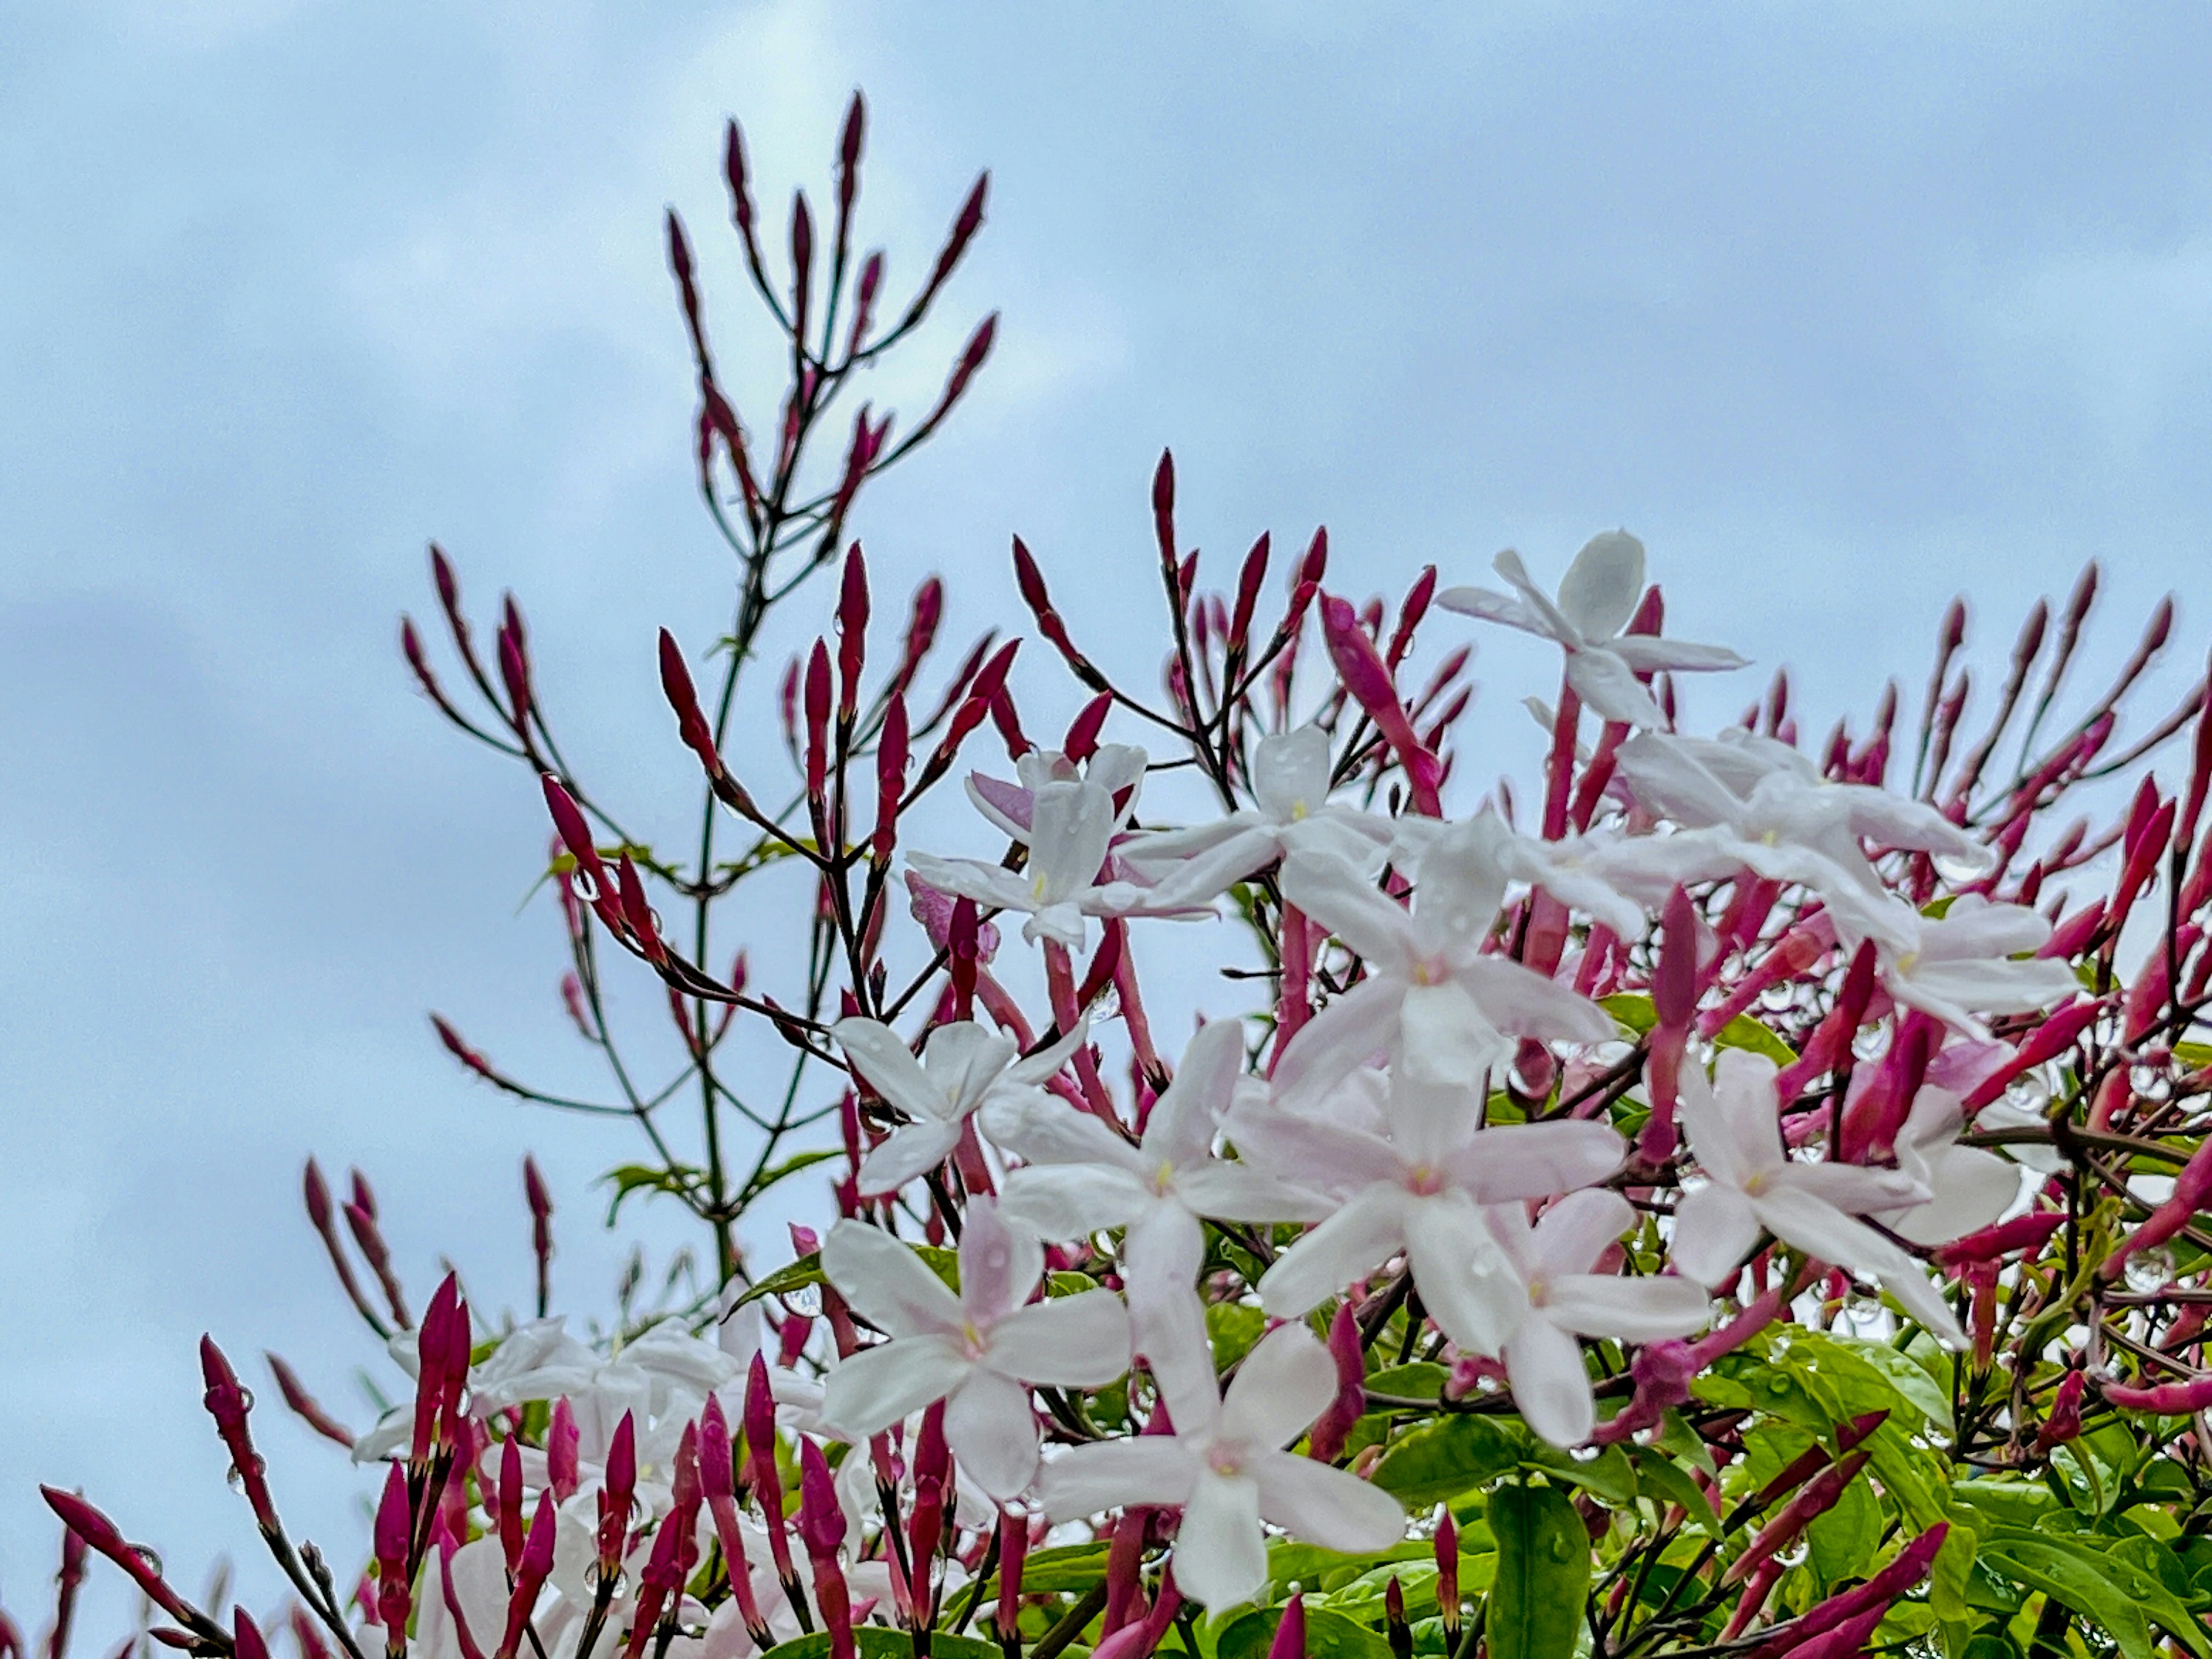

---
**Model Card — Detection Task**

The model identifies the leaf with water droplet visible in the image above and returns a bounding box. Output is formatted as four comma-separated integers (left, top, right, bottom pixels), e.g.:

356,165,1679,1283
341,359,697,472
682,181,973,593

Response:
1486,1482,1589,1659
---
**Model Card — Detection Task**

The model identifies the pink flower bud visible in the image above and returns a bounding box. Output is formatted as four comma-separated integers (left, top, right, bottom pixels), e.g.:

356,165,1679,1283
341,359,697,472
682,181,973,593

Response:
267,1353,355,1448
1267,1594,1306,1659
1305,1304,1365,1464
597,1413,637,1574
1321,594,1441,814
804,640,832,802
1063,693,1113,766
789,191,814,350
373,1464,412,1650
547,1398,579,1502
493,1491,556,1659
232,1610,271,1659
873,694,909,862
1936,1210,2063,1269
39,1489,194,1626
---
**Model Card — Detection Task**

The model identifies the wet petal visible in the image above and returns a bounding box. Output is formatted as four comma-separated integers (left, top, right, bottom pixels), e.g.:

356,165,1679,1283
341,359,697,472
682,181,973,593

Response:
1220,1322,1335,1449
1251,1450,1407,1553
1173,1470,1269,1610
819,1336,972,1440
1036,1438,1198,1522
1543,1274,1710,1343
987,1291,1134,1388
1259,1183,1410,1319
821,1220,963,1338
1555,531,1646,641
961,1198,1046,1324
1669,1185,1761,1287
943,1368,1042,1500
1503,1316,1595,1448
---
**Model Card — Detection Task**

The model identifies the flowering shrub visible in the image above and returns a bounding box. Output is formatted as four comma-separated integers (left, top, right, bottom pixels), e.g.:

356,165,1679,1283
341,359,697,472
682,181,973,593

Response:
17,93,2212,1659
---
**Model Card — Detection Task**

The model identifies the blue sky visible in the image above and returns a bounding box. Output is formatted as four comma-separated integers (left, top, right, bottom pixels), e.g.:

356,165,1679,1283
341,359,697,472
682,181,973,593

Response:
4,0,2210,1631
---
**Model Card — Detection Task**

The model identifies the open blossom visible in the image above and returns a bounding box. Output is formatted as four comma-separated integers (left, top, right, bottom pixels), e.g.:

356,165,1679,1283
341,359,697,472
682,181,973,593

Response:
1391,807,1652,941
965,743,1150,840
1036,1321,1406,1609
1272,825,1618,1108
1869,895,2080,1039
1238,1068,1625,1356
1119,725,1392,905
989,1018,1326,1344
1610,730,1992,948
1672,1050,1963,1343
1876,1085,2022,1247
834,1014,1088,1195
1487,1190,1711,1447
818,1200,1131,1498
911,767,1201,949
1436,532,1746,729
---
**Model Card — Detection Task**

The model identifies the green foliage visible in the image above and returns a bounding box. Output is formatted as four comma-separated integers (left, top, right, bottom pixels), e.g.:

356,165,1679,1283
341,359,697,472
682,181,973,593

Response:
1486,1482,1590,1659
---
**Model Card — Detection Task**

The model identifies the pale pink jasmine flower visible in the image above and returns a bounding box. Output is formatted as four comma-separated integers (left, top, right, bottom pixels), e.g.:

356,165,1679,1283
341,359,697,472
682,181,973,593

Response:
1240,1068,1624,1357
1036,1322,1405,1609
818,1200,1132,1498
1272,828,1617,1108
1436,532,1745,729
1866,895,2081,1039
1118,725,1393,907
833,1014,1089,1196
1874,1086,2024,1248
1671,1050,1962,1344
1485,1190,1710,1448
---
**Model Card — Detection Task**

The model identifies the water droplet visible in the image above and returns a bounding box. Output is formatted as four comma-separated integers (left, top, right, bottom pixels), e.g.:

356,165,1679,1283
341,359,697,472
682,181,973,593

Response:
1777,1539,1809,1569
1767,1376,1793,1397
1548,1536,1577,1563
2127,1247,2176,1294
1570,1445,1601,1463
236,1387,255,1413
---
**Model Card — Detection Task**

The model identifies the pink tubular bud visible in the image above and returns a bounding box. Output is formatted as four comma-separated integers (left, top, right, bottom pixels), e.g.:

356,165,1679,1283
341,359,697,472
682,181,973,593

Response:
1228,533,1271,654
896,577,944,691
700,1396,771,1644
232,1611,271,1659
666,210,713,385
1937,1210,2063,1269
374,1464,412,1650
2103,1128,2212,1280
1063,692,1113,765
837,546,869,721
1384,566,1436,671
1726,1452,1869,1584
658,630,721,775
597,1412,637,1574
903,172,988,328
1304,1303,1365,1464
873,694,909,862
995,1510,1028,1643
39,1490,194,1626
1435,1512,1460,1635
798,1440,853,1659
835,91,864,227
493,1491,556,1659
804,640,832,802
745,1354,798,1588
2036,1370,2085,1450
724,120,759,238
548,1397,580,1502
1267,1593,1306,1659
789,191,813,351
267,1352,355,1448
846,250,884,358
199,1337,276,1530
1320,594,1441,813
497,1437,525,1575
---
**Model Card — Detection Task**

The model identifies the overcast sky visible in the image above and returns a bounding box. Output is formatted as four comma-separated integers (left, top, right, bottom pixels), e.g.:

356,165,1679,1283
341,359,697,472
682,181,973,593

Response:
6,0,2212,1633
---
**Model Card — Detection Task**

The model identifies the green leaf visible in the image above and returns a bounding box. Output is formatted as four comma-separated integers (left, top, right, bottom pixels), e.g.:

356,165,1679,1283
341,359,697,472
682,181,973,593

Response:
1208,1302,1270,1371
740,1149,842,1205
1009,1540,1111,1592
1524,1443,1637,1507
1215,1606,1392,1659
1373,1416,1526,1508
1487,1482,1591,1659
1626,1448,1722,1538
600,1161,706,1225
1809,1476,1881,1584
1365,1362,1451,1400
732,1252,825,1307
760,1632,1002,1659
1979,1528,2212,1659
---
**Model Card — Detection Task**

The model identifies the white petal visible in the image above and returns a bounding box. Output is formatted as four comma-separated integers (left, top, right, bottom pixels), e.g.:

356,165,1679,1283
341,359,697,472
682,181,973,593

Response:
1781,1162,1927,1216
997,1164,1150,1240
1137,825,1283,909
1028,781,1119,904
1529,1188,1636,1277
1003,1015,1096,1088
906,853,1042,917
1884,1146,2021,1248
1172,1471,1268,1610
961,1199,1045,1324
1138,1285,1221,1435
821,1220,963,1338
1280,851,1422,967
1250,1450,1407,1552
944,1368,1042,1500
984,1092,1145,1173
1491,549,1580,643
854,1121,966,1198
1271,976,1407,1113
1565,646,1669,729
1397,980,1513,1094
1434,583,1548,636
1872,1258,1968,1349
1556,531,1646,641
1146,1017,1249,1169
1220,1322,1335,1449
1611,734,1745,828
1669,1185,1762,1287
1753,1187,1907,1279
835,1017,952,1124
1410,819,1510,955
1037,1438,1198,1521
1453,955,1618,1044
1259,1183,1411,1319
1170,1162,1332,1225
1446,1122,1626,1205
819,1335,972,1440
1404,1193,1527,1357
1123,1202,1207,1313
1253,725,1336,822
923,1022,1024,1116
987,1291,1134,1388
1542,1275,1710,1342
1503,1317,1596,1448
1707,1050,1790,1176
1609,635,1749,674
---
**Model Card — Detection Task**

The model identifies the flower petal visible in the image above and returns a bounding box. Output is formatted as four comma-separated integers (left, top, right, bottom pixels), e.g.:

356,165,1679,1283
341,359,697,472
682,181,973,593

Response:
1452,955,1618,1044
1447,1122,1626,1205
1503,1317,1596,1448
1029,781,1119,904
1251,1450,1407,1553
853,1120,967,1198
1434,584,1548,636
1528,1188,1635,1278
1669,1185,1762,1287
1170,1161,1332,1225
1564,646,1669,730
1281,852,1422,968
1253,725,1336,823
1036,1438,1198,1522
1270,976,1406,1113
819,1335,972,1440
834,1017,952,1124
1172,1471,1268,1611
1490,549,1580,643
943,1368,1043,1500
961,1198,1045,1325
1543,1274,1711,1343
906,853,1041,917
1555,531,1645,642
1221,1322,1335,1449
821,1220,963,1338
1405,1192,1527,1357
1259,1183,1411,1319
997,1163,1151,1240
1146,1017,1248,1169
987,1290,1134,1388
